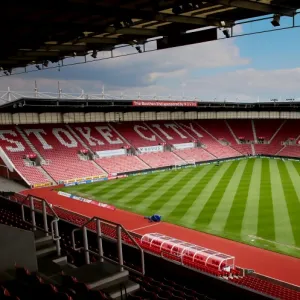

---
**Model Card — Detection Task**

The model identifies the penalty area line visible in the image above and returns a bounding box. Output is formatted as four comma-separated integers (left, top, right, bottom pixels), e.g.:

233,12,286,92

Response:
131,223,160,232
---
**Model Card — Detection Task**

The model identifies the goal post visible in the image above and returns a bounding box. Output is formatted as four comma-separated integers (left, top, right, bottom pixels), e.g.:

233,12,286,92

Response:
174,159,196,170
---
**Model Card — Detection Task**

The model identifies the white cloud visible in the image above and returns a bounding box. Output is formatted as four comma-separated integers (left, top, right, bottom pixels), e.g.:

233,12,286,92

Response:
0,33,249,92
1,25,297,102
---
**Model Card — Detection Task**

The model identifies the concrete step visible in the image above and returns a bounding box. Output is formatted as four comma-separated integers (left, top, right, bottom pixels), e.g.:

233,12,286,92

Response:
36,245,57,258
63,261,129,290
103,280,140,300
35,235,53,248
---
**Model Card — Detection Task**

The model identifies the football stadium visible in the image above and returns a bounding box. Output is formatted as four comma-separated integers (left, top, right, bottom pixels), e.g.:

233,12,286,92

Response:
1,1,300,300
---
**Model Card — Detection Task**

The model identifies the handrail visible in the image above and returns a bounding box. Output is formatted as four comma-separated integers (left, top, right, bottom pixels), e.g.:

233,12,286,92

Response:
71,216,145,275
72,216,143,252
21,194,59,220
18,194,61,256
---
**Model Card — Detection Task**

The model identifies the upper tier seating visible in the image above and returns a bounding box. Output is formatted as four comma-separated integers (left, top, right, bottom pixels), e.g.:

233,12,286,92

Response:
20,125,106,182
174,148,215,162
254,120,284,155
178,121,239,158
254,120,283,141
111,122,165,148
138,152,185,168
199,120,251,155
0,126,51,185
227,120,254,141
146,121,194,146
256,120,300,155
69,123,129,152
95,155,149,174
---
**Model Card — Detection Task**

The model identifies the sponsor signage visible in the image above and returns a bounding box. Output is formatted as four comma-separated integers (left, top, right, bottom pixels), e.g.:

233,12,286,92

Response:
33,182,52,188
138,145,164,153
132,100,198,107
96,149,127,158
173,143,195,150
57,191,116,211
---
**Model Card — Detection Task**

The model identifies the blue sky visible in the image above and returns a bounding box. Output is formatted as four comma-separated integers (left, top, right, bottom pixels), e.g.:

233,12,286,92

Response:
1,14,300,102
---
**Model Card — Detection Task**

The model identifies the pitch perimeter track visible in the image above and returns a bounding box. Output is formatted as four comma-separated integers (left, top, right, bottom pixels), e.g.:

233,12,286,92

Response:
24,186,300,286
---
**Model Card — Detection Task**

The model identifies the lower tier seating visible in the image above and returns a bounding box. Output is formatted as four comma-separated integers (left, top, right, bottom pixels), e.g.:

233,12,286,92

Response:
5,194,300,300
95,155,149,174
174,148,215,162
138,152,185,168
277,145,300,157
42,160,105,182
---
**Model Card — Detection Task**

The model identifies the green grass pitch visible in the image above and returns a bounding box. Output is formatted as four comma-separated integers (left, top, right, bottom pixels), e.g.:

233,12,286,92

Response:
61,157,300,258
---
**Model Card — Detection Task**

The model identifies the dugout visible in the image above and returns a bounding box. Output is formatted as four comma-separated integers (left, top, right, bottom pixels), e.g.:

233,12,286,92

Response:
141,232,235,271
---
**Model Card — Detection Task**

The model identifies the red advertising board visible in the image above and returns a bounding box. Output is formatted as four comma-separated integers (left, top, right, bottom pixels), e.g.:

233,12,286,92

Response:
132,100,198,107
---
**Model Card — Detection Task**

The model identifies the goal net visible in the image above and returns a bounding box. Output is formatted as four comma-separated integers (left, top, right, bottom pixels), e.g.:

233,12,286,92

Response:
174,159,196,170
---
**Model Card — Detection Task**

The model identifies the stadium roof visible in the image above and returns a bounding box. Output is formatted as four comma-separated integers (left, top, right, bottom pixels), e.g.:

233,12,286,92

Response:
1,97,300,113
2,0,300,72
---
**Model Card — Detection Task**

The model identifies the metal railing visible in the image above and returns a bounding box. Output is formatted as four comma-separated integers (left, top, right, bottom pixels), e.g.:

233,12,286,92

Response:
20,194,61,256
71,216,145,275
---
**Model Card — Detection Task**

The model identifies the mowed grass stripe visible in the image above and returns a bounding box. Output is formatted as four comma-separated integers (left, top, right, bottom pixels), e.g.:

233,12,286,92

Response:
93,174,155,199
269,160,295,248
179,162,232,225
257,159,275,241
111,171,178,206
158,166,214,217
208,160,247,233
139,166,203,212
167,165,218,220
223,159,255,236
277,160,300,246
286,161,300,203
194,161,239,228
241,159,261,238
133,168,196,212
292,161,300,177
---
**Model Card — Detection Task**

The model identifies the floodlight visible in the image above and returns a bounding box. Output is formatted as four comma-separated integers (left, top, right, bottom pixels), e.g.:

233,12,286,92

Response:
222,29,230,38
124,17,133,27
136,46,142,53
271,14,280,27
91,50,97,59
172,5,183,14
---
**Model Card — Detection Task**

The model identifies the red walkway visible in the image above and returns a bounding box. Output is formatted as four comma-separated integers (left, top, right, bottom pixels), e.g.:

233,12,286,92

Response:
24,186,300,286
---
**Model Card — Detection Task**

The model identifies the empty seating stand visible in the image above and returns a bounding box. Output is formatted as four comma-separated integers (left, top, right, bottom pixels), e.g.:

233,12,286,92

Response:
95,155,149,174
3,120,300,186
20,125,105,182
0,126,51,186
138,152,185,168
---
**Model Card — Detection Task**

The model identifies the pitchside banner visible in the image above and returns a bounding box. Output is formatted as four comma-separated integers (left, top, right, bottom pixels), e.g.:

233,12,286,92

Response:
138,145,164,153
132,100,198,107
57,191,116,211
173,143,195,150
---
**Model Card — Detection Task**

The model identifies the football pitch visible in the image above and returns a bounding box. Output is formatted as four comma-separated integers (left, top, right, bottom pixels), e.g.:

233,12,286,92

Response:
61,157,300,258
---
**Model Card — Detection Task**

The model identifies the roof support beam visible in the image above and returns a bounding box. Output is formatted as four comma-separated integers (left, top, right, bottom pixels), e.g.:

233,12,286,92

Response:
211,0,295,17
152,13,230,27
83,37,120,44
104,26,158,36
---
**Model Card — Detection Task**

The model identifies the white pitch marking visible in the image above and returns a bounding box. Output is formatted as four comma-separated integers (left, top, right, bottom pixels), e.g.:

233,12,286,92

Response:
130,223,160,232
